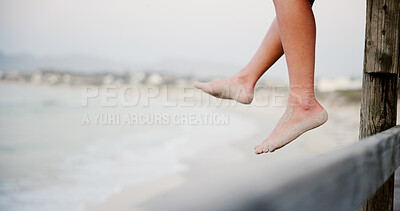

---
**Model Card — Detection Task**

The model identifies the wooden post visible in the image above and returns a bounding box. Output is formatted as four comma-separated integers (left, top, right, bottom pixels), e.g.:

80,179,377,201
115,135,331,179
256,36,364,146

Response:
359,0,400,210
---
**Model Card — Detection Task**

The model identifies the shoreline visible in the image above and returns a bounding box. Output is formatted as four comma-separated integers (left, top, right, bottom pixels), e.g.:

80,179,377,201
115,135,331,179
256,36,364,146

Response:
86,102,362,211
86,105,269,211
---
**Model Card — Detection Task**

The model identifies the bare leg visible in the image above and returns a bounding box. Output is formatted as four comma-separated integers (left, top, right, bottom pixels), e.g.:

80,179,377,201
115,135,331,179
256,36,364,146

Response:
238,18,284,85
194,1,315,104
255,0,327,154
194,18,283,104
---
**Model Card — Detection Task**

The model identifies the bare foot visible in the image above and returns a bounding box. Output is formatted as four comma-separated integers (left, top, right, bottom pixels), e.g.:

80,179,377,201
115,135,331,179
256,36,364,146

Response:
194,75,254,104
255,103,328,154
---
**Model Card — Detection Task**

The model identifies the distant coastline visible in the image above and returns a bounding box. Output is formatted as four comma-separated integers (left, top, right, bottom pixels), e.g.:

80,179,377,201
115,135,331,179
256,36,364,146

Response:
0,69,370,106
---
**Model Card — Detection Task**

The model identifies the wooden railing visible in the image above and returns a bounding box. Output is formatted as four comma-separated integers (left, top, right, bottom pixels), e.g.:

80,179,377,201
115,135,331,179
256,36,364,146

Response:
247,125,400,211
145,126,400,211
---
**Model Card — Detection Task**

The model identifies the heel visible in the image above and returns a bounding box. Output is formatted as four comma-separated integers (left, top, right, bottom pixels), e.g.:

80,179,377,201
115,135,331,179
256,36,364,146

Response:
318,109,328,125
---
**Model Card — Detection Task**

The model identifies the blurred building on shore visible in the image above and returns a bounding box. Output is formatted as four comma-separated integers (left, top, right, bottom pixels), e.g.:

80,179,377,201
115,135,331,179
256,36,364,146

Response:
317,77,362,92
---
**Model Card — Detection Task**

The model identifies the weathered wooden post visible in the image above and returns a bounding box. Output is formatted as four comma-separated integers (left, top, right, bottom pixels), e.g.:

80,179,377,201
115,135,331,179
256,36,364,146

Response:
359,0,400,210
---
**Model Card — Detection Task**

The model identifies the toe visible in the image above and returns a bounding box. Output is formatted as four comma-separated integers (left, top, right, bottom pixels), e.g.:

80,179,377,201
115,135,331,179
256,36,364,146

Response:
262,144,270,153
254,145,259,150
255,143,266,154
194,81,202,89
195,82,213,94
269,144,276,152
255,146,263,154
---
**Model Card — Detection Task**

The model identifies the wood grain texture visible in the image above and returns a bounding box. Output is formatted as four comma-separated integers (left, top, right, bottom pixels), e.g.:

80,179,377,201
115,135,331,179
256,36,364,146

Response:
359,73,398,211
364,0,400,74
359,73,398,139
360,0,400,209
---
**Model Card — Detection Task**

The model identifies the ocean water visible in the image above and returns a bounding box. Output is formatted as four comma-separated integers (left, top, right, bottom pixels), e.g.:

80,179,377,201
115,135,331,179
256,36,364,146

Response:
0,84,257,211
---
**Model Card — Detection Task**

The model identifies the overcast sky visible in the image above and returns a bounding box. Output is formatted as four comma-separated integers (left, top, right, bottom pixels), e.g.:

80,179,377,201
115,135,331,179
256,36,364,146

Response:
0,0,366,79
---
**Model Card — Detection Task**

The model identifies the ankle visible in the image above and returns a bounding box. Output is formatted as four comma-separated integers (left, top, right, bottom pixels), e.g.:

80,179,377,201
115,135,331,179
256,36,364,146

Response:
234,72,256,88
299,99,320,111
288,94,321,111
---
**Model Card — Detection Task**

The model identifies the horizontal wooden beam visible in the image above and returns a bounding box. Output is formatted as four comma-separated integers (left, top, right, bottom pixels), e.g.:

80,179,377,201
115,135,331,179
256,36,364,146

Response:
247,125,400,211
143,126,400,211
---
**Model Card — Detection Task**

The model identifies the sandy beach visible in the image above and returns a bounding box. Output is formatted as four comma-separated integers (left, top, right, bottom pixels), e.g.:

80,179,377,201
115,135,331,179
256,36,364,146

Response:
3,83,395,211
87,96,363,211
